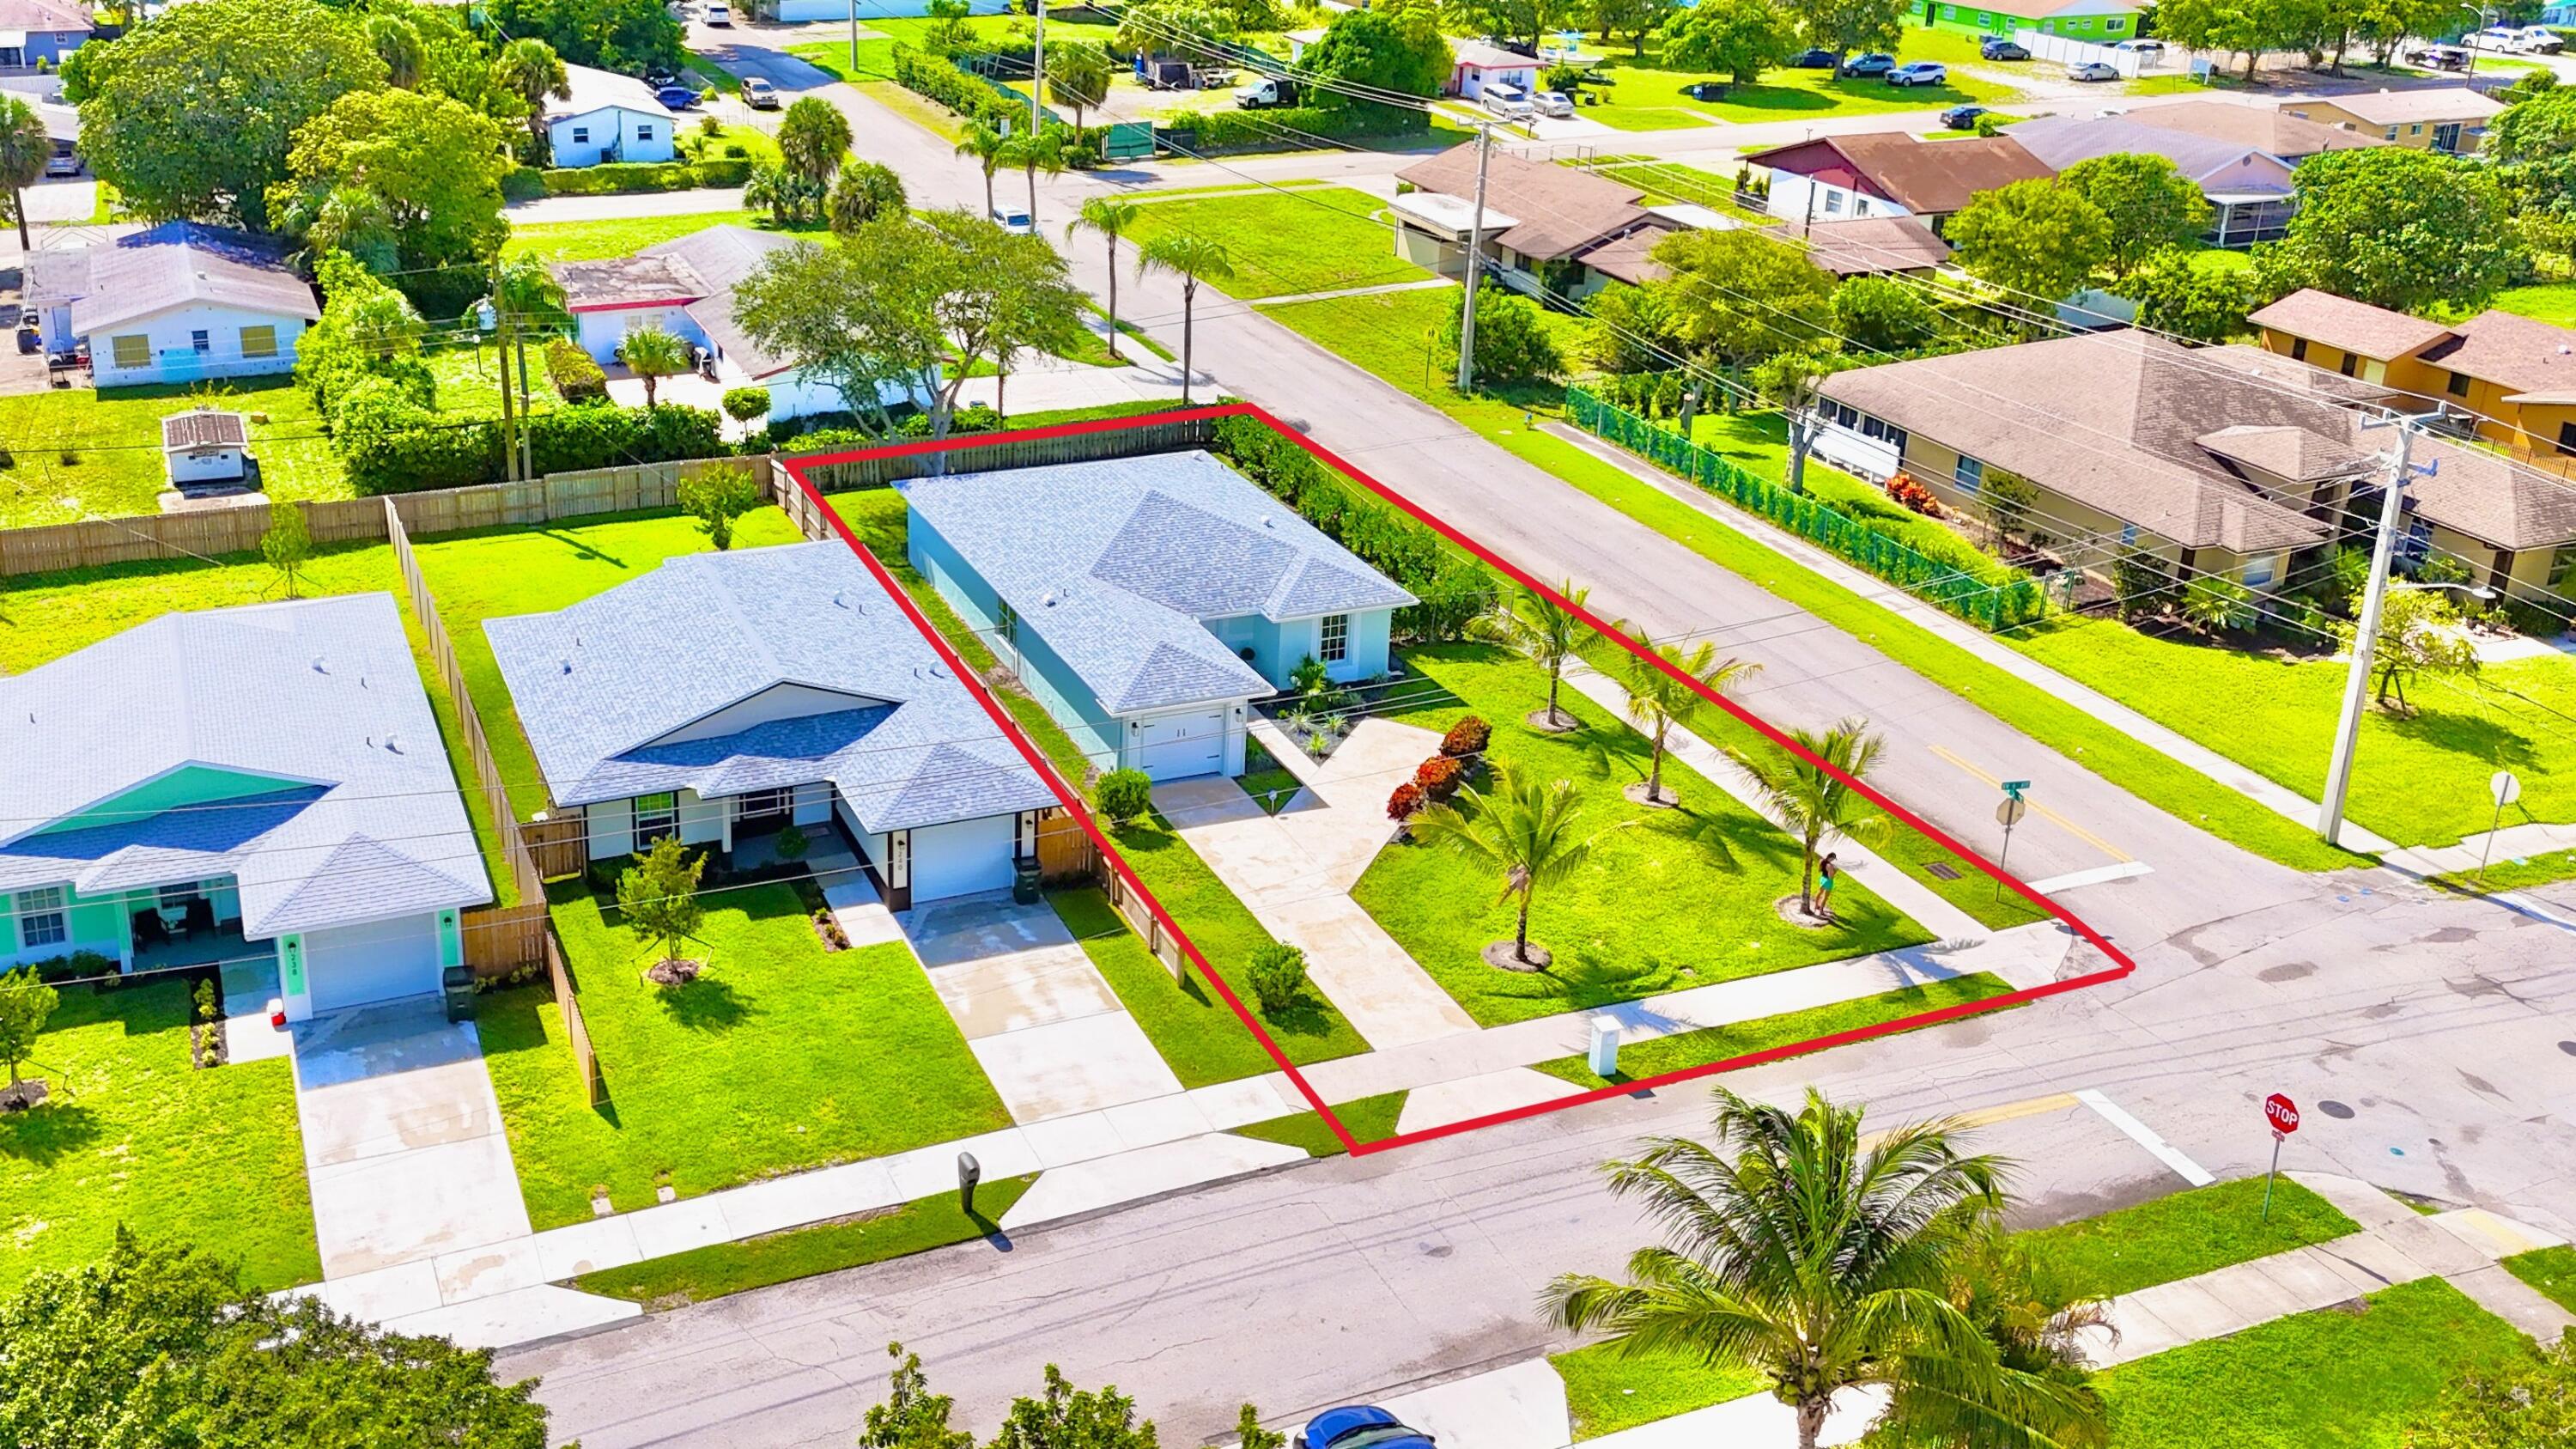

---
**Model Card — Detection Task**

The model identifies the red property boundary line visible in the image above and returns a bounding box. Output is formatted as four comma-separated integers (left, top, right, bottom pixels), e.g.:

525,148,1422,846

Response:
783,404,2137,1157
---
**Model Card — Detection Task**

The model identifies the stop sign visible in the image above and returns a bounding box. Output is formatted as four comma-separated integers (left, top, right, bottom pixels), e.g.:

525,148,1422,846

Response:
2264,1093,2300,1135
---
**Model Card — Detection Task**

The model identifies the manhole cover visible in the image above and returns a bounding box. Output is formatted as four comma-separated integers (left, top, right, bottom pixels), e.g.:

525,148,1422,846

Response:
1923,861,1961,880
2318,1100,2356,1119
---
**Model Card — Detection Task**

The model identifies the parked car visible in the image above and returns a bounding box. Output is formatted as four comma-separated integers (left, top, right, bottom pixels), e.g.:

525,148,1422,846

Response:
44,140,79,177
703,0,731,21
992,206,1035,235
2066,59,2120,80
741,76,779,107
2470,24,2524,48
1838,52,1896,76
2512,26,2565,51
1533,88,1576,117
1234,76,1299,107
1886,60,1947,85
644,67,680,87
15,321,39,355
2407,42,2472,69
1480,82,1533,117
1681,79,1729,100
1979,36,2030,58
655,82,700,108
1296,1408,1437,1449
1941,103,1991,129
1791,46,1839,67
2111,37,2165,54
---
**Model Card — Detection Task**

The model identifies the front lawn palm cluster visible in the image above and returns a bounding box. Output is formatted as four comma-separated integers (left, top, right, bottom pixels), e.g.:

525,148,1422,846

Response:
1348,644,1930,1026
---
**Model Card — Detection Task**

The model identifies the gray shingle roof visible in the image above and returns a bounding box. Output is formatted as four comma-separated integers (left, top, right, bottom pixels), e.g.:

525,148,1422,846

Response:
547,63,667,120
483,542,1057,832
56,222,318,337
0,595,493,936
900,451,1416,715
647,226,812,380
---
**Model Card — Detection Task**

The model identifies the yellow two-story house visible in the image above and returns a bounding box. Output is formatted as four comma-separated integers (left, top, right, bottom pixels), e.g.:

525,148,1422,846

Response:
2276,88,2505,155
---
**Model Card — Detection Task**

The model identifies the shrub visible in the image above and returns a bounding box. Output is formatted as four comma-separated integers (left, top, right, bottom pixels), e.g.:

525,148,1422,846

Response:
525,401,725,474
1094,767,1154,825
1414,756,1464,801
678,463,763,549
538,161,699,196
1242,941,1309,1016
1439,715,1490,759
1289,654,1331,695
775,824,810,861
721,386,772,423
1439,286,1562,387
1386,781,1425,821
545,338,608,404
501,166,546,202
693,156,755,188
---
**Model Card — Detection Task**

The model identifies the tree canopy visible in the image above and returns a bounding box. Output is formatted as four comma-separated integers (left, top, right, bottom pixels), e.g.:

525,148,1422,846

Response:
1792,0,1905,64
2055,153,2212,278
778,95,853,186
2257,147,2516,314
63,0,386,229
1656,0,1797,83
2122,247,2257,343
483,0,683,73
2489,85,2576,164
272,87,512,308
1589,0,1680,56
1647,228,1837,368
1946,178,2114,305
1300,6,1450,119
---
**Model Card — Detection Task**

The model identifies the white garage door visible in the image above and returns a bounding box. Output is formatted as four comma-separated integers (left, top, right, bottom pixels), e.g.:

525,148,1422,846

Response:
1133,709,1225,782
909,815,1019,904
303,914,444,1014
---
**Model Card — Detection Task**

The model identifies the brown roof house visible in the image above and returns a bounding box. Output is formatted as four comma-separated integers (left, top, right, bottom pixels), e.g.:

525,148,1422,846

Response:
1740,132,2054,236
2118,98,2387,162
1393,146,1686,300
1812,329,2576,604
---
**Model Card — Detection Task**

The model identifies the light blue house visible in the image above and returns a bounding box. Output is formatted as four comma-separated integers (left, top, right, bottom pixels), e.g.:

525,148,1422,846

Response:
484,542,1061,910
901,451,1415,782
0,596,492,1021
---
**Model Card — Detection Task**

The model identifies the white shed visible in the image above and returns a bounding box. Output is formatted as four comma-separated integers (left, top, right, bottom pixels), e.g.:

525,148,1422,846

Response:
161,409,249,486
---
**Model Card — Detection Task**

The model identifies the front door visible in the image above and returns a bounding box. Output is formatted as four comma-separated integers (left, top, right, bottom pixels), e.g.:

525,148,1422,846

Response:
886,828,912,911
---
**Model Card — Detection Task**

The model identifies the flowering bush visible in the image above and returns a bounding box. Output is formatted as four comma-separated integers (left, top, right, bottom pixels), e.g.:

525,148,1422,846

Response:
1886,472,1947,519
1440,715,1492,759
1387,781,1426,821
1414,757,1466,801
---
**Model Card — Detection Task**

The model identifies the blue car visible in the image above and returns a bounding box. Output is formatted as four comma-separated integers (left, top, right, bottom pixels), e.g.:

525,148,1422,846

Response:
656,83,700,109
1297,1408,1437,1449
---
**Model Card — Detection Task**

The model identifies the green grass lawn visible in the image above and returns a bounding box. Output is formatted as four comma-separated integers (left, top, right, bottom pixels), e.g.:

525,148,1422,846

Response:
1121,186,1431,301
483,880,1012,1229
1584,159,1768,222
2430,846,2576,896
2097,1276,2532,1447
504,209,826,263
2008,615,2576,849
0,349,551,527
1350,643,1932,1026
1552,1341,1766,1440
1048,886,1368,1087
1530,971,2014,1088
2504,1245,2576,1312
2015,1176,2360,1300
1230,1090,1408,1155
0,981,321,1295
1583,32,2014,130
574,1173,1035,1307
407,506,808,819
1254,287,2369,873
2492,280,2576,329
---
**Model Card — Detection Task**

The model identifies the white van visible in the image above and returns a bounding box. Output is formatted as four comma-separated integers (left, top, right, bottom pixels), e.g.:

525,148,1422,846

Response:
1480,82,1531,118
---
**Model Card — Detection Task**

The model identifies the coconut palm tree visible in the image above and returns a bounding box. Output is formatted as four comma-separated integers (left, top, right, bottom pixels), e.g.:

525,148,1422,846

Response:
954,120,1010,221
1730,717,1890,918
366,14,425,88
1407,765,1612,970
1619,631,1760,807
1005,126,1072,229
1875,1232,2113,1449
1497,579,1589,730
1546,1087,2107,1449
1067,195,1140,362
491,37,571,164
0,97,48,251
1135,233,1234,405
617,324,692,409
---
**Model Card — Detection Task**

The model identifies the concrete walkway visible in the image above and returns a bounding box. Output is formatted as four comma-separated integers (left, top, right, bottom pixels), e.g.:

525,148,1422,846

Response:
1157,716,1481,1049
1251,277,1459,308
1539,423,2403,856
900,890,1184,1122
2383,820,2576,882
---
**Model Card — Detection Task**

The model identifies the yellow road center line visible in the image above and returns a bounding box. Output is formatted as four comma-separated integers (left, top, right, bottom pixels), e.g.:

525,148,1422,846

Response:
1926,746,2132,864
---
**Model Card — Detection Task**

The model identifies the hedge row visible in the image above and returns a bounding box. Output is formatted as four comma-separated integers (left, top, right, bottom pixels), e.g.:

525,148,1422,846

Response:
1564,387,2050,631
890,46,1109,165
508,155,759,200
338,391,726,496
1157,103,1427,155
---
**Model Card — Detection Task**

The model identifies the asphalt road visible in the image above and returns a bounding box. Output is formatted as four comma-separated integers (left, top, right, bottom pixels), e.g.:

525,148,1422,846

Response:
503,47,2576,1446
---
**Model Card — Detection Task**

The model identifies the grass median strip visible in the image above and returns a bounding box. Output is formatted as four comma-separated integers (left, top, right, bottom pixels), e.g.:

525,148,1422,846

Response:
2505,1245,2576,1313
1552,1341,1766,1440
1230,1091,1408,1156
1528,972,2015,1091
2014,1176,2360,1300
572,1174,1036,1308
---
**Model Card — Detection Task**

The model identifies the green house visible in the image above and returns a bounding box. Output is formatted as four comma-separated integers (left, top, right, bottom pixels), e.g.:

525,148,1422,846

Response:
1907,0,2143,40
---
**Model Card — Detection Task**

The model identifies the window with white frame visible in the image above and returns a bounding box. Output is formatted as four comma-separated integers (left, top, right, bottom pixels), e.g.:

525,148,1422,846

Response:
15,887,67,948
2120,521,2139,546
634,792,678,844
1320,613,1350,663
2106,15,2124,27
638,124,655,141
1954,455,1984,494
572,125,592,143
2242,553,2278,588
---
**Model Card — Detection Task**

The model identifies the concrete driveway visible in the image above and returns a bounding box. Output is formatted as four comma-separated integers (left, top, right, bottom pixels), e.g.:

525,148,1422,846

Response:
291,1002,532,1280
901,890,1182,1121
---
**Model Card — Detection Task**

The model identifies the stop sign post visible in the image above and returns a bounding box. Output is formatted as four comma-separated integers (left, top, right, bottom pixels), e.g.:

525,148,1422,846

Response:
2261,1093,2299,1221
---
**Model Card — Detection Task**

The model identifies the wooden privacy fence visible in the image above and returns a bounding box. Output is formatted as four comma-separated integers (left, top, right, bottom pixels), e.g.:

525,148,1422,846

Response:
1103,865,1188,983
0,455,779,578
521,813,587,882
1034,810,1096,884
460,903,552,977
787,416,1221,496
546,928,605,1107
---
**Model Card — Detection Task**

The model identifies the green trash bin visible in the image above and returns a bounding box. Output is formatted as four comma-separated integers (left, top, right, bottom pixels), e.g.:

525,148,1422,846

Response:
1012,860,1043,904
441,965,477,1023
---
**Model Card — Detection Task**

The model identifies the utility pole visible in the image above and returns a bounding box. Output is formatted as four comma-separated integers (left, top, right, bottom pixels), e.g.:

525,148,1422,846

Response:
1032,0,1046,134
2318,410,2439,847
516,326,535,483
848,0,860,72
1455,121,1492,395
488,299,519,485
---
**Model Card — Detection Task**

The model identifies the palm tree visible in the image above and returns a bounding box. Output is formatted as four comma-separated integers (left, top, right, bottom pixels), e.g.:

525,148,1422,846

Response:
1135,233,1234,405
744,160,818,225
1067,197,1140,362
617,325,692,409
1546,1087,2106,1449
1498,579,1589,731
1619,631,1760,807
492,37,571,164
1407,765,1612,970
954,120,1010,221
1731,717,1890,918
1877,1232,2112,1449
1011,126,1072,230
366,15,425,88
0,97,48,251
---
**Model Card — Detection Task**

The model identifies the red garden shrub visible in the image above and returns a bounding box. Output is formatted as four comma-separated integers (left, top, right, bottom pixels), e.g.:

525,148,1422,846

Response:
1440,715,1492,759
1414,756,1465,801
1387,782,1426,822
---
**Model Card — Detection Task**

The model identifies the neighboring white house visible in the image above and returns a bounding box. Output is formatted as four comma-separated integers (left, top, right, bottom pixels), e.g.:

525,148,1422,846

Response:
553,225,919,424
0,595,493,1022
21,222,319,387
1448,39,1538,99
483,542,1063,910
161,409,249,488
545,63,677,168
902,452,1417,783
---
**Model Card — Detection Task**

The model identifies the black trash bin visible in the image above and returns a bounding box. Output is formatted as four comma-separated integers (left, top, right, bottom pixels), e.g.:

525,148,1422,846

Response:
441,965,477,1023
1012,860,1043,904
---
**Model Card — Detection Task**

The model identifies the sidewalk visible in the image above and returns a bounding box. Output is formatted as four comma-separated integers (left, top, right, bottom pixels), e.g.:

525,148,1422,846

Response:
1357,1172,2573,1449
1539,423,2403,856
